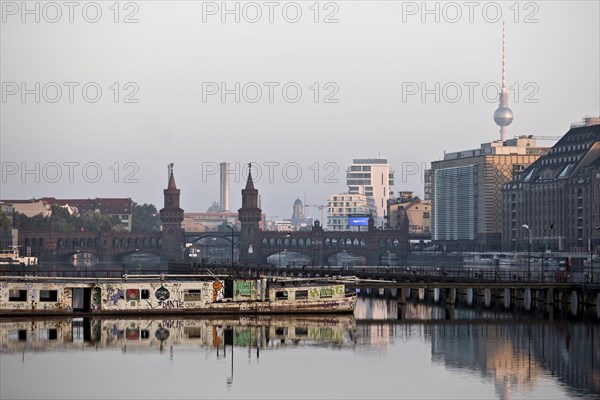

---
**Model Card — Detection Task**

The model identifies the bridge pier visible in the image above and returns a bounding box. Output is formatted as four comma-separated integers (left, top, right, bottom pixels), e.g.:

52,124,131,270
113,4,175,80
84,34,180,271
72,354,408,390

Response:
484,288,492,307
445,288,456,305
466,288,473,306
524,288,531,311
503,288,511,309
571,290,579,316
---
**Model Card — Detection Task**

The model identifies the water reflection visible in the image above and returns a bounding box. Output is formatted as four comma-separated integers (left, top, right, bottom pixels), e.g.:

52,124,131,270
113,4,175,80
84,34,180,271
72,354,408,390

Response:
0,315,357,354
1,296,599,399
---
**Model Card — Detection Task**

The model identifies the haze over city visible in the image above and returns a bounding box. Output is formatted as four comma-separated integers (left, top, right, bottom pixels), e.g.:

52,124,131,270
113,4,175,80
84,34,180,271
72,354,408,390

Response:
1,1,598,218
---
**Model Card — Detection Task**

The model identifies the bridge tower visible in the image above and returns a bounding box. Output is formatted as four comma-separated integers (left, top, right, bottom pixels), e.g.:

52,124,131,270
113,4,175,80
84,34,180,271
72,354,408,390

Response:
238,164,262,264
160,163,184,262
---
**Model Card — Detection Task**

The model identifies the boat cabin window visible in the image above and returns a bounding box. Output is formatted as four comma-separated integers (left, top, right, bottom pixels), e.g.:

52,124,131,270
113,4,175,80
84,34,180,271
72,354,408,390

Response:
275,327,288,336
184,289,202,301
39,290,58,302
48,329,58,340
9,289,27,302
141,290,150,300
295,327,308,336
295,290,308,300
275,291,288,300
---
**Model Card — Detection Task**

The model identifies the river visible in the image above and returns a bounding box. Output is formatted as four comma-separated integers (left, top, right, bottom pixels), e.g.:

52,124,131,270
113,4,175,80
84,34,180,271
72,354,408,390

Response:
1,294,598,399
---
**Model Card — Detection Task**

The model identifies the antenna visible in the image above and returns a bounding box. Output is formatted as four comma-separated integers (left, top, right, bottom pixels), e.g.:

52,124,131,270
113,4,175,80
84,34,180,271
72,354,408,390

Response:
501,20,506,94
493,21,514,142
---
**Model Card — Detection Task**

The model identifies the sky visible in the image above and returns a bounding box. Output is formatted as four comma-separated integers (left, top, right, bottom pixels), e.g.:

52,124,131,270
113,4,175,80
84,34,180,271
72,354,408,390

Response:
1,0,599,220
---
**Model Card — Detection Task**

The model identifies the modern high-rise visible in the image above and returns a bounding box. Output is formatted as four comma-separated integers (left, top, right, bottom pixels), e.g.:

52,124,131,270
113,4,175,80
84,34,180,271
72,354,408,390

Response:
431,136,548,248
346,159,394,227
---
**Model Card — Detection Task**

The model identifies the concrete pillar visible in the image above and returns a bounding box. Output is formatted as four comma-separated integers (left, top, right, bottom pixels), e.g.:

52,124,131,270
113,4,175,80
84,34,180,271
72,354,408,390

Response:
466,288,474,306
547,288,554,306
504,288,511,309
434,288,440,303
571,291,579,316
446,288,456,305
524,288,531,311
398,304,406,320
484,288,492,307
418,288,425,301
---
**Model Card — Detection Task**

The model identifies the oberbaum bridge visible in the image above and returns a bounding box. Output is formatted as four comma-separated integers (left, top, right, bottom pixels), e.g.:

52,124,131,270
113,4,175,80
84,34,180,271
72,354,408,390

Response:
14,165,600,314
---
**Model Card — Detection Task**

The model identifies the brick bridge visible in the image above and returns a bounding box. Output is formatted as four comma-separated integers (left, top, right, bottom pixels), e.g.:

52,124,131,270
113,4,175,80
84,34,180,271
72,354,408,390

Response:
251,221,409,266
19,230,162,262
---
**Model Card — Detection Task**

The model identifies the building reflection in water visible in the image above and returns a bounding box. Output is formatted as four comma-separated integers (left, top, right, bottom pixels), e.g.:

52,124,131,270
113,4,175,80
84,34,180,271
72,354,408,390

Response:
353,293,600,398
1,295,599,398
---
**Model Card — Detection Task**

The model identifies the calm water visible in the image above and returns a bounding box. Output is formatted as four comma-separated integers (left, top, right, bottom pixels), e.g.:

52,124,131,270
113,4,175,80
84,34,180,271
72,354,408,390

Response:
1,295,599,400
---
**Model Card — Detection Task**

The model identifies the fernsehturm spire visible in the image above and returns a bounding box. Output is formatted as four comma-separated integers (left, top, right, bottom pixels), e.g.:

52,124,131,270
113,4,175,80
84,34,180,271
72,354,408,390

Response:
494,21,514,142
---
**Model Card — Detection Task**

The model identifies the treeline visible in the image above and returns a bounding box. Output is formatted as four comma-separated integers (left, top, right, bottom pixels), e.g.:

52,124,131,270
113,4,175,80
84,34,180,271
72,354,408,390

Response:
4,202,161,233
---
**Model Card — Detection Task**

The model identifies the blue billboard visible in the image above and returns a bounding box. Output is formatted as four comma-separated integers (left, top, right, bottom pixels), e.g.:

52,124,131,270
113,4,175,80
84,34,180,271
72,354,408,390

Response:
348,217,369,226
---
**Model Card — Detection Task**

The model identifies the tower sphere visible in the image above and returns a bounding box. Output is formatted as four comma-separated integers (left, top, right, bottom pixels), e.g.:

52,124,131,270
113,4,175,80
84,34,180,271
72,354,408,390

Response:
494,106,514,127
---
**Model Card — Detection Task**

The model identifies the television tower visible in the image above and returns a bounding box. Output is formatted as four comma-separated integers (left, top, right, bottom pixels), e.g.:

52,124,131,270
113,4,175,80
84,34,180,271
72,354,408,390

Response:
493,21,514,142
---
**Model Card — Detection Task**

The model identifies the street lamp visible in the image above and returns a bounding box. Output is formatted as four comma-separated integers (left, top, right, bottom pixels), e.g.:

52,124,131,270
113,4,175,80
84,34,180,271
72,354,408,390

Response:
541,225,553,283
522,225,531,281
590,225,600,283
227,222,235,277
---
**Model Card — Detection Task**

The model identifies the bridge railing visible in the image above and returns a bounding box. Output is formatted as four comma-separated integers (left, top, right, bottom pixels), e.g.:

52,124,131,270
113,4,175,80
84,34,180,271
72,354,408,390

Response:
2,264,596,285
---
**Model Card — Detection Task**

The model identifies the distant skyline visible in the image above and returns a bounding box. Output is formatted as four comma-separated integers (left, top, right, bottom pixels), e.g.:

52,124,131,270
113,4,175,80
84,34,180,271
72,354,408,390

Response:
1,1,599,218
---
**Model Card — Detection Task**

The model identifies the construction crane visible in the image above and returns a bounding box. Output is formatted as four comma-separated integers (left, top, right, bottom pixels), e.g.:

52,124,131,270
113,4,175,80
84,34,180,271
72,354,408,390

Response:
304,204,326,224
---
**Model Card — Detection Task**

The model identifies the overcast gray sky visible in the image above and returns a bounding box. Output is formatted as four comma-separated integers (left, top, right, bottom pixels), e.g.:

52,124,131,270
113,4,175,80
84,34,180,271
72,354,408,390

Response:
1,0,599,220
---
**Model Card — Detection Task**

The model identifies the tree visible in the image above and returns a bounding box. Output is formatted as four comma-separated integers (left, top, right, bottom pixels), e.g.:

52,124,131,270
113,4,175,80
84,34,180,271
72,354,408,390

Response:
132,202,161,232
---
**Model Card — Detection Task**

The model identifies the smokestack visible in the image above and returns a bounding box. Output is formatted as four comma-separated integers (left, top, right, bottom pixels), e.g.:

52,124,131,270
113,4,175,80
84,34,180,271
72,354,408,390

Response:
219,162,230,212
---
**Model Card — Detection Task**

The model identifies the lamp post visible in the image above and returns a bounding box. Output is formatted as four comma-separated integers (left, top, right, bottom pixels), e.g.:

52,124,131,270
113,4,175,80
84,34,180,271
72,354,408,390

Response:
590,226,600,283
227,222,235,277
541,224,554,283
522,225,531,281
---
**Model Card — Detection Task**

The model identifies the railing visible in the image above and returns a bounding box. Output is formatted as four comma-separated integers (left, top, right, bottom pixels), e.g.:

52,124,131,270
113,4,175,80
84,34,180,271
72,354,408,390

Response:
2,264,598,285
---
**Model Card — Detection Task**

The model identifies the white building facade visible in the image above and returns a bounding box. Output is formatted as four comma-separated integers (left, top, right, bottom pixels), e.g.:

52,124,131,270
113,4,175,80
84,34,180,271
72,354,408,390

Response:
326,193,376,231
345,159,394,228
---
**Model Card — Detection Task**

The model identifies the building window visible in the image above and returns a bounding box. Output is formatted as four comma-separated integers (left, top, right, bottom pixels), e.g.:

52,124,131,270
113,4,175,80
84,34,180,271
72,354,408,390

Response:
9,289,27,302
275,291,288,300
39,290,58,302
423,212,430,219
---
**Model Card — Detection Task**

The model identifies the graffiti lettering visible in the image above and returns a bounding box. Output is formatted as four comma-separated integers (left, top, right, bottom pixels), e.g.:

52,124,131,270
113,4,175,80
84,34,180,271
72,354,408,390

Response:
323,301,339,309
161,300,184,309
